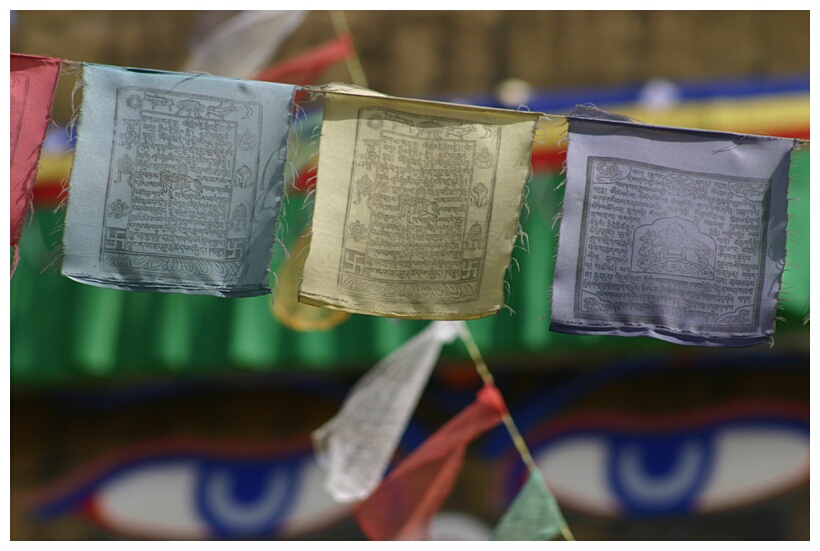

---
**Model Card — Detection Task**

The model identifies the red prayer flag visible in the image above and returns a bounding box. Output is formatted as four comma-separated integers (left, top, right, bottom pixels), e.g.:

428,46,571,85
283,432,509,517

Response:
355,382,507,541
254,34,354,85
10,53,60,273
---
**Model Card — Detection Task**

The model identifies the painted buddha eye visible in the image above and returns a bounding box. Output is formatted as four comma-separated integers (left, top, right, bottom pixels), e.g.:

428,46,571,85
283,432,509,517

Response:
504,406,809,518
479,355,809,526
28,439,352,539
608,435,711,515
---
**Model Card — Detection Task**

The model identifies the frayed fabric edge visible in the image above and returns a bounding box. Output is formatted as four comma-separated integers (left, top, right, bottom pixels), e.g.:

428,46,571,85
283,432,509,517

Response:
45,60,84,274
542,116,570,324
12,57,66,278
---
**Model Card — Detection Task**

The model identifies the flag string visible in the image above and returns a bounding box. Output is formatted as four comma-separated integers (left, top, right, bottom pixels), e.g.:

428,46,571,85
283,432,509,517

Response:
330,10,369,89
457,323,576,541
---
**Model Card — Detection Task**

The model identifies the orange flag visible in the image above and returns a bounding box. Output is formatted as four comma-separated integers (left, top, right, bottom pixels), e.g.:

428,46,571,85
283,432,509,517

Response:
355,382,506,541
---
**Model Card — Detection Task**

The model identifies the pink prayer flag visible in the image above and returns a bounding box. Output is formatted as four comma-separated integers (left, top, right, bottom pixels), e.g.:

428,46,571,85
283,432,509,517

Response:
10,53,61,267
355,383,506,541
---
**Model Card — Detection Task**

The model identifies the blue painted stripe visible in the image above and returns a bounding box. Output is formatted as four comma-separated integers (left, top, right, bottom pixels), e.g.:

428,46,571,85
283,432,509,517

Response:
431,74,809,112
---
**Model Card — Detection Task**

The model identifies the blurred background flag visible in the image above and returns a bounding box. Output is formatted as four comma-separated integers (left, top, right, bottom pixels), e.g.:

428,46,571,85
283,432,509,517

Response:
313,321,462,502
355,383,506,540
183,10,308,78
490,470,566,541
254,34,354,85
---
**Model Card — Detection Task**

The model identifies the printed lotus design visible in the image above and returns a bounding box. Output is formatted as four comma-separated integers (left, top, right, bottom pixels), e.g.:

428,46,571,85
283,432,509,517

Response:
107,199,130,220
348,220,368,242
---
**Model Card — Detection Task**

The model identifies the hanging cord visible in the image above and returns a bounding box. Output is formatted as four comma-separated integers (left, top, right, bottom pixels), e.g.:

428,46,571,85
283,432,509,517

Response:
458,323,576,542
330,10,369,89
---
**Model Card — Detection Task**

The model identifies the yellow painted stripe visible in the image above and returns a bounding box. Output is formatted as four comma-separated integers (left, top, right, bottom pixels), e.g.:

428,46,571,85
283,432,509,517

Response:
35,153,73,185
534,93,809,151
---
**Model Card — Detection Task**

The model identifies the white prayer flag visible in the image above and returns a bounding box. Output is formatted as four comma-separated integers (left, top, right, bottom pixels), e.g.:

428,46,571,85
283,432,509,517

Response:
312,321,462,502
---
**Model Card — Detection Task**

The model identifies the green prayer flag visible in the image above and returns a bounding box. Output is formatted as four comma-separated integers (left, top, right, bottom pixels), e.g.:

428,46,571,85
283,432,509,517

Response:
491,470,566,541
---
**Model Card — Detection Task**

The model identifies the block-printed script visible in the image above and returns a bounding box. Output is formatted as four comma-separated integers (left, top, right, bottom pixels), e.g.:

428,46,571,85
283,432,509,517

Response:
338,108,501,303
576,157,770,331
100,88,261,281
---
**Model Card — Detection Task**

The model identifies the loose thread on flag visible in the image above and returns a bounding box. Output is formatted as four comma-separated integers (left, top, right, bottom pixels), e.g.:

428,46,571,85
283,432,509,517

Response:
330,11,369,89
457,323,576,542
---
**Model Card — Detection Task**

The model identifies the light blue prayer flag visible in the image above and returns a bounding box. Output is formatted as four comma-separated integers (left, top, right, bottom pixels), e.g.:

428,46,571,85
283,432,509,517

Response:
62,63,296,297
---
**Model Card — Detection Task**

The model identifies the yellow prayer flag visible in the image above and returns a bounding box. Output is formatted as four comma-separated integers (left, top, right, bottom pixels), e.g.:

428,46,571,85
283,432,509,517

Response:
299,88,540,320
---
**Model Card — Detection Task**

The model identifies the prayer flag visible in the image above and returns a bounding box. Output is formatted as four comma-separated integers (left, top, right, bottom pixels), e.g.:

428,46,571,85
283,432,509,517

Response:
299,87,540,319
355,382,505,541
550,106,796,347
313,321,462,502
254,34,354,85
183,10,307,78
490,470,565,541
10,53,61,274
61,64,296,296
